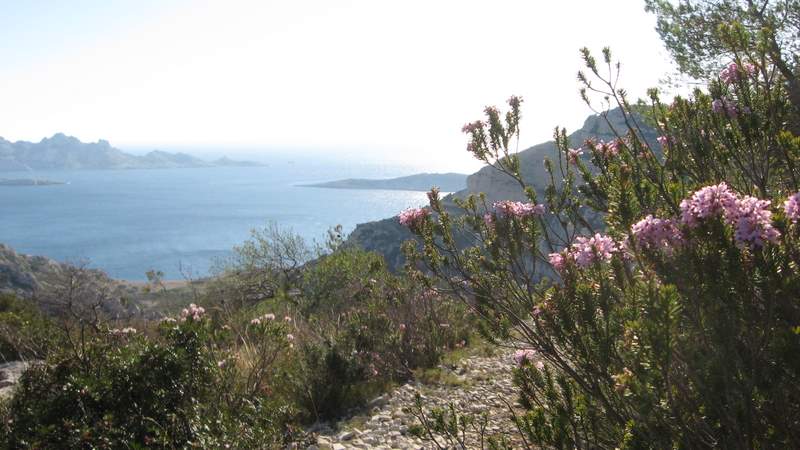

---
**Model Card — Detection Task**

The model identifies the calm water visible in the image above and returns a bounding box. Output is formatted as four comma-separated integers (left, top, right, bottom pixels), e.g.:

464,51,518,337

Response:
0,161,432,280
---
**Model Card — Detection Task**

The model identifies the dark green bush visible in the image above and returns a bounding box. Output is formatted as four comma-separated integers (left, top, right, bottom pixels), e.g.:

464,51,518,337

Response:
0,317,290,449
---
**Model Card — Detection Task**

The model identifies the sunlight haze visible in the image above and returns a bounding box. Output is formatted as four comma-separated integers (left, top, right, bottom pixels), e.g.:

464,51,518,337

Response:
0,0,675,172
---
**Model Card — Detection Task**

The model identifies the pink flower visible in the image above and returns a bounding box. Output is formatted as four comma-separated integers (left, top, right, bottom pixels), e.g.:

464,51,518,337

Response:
264,313,276,321
483,212,495,229
631,215,684,252
492,200,545,219
720,62,756,85
712,97,739,118
548,252,567,272
594,139,622,158
680,183,738,227
784,192,800,223
720,62,741,84
283,316,292,322
180,303,206,322
680,183,779,248
461,120,483,134
286,334,295,341
250,318,261,325
730,196,780,248
570,233,617,268
398,207,429,229
399,323,406,331
513,349,537,366
656,135,672,147
217,359,228,369
567,148,584,164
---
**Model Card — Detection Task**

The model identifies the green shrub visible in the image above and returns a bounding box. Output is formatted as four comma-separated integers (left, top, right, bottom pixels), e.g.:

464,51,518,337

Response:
404,37,800,450
0,293,59,361
0,314,290,449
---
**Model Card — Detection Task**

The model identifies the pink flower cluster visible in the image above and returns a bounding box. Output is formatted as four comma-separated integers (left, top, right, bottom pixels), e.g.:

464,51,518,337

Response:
567,148,584,164
548,252,567,272
712,97,739,118
679,182,738,226
586,138,621,158
398,207,429,228
250,313,276,326
601,139,622,157
719,62,756,85
784,192,800,223
680,183,780,248
492,200,545,219
548,233,618,271
571,233,617,267
732,196,780,247
631,215,684,251
513,349,537,366
180,303,206,322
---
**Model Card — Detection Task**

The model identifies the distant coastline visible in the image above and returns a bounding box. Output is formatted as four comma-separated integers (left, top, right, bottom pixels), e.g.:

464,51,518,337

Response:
0,178,65,186
0,133,262,171
300,172,467,192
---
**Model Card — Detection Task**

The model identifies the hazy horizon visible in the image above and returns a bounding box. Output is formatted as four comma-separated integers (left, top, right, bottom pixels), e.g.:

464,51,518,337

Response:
1,0,676,172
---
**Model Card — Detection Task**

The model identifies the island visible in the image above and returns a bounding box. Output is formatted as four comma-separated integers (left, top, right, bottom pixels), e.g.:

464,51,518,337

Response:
300,172,467,192
0,178,65,186
0,133,262,171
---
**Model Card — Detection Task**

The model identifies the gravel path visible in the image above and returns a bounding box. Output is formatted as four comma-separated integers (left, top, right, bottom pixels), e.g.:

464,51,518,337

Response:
306,349,524,449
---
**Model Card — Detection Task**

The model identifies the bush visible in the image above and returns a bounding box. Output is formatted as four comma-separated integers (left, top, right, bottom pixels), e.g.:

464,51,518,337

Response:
0,293,59,361
0,314,291,449
404,41,800,449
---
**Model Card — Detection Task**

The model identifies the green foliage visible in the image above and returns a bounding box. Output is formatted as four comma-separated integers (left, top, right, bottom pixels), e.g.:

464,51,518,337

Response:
405,32,800,450
0,294,59,361
0,318,291,448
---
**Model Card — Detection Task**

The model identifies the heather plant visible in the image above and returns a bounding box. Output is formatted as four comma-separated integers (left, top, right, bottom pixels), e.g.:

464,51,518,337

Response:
401,40,800,448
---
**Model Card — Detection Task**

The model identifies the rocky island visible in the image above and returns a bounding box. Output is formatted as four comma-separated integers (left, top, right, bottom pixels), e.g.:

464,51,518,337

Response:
300,172,467,192
0,178,65,186
0,133,260,171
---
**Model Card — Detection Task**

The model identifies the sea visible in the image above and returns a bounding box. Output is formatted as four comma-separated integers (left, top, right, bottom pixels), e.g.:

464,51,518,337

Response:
0,159,436,280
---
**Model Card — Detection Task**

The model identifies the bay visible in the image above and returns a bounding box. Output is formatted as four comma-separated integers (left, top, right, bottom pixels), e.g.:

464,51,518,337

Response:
0,160,432,280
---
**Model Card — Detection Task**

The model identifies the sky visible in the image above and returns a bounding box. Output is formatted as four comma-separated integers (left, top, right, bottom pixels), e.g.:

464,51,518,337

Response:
0,0,676,172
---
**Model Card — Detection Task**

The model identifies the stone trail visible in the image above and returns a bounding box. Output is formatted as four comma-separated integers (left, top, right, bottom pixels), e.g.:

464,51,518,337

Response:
305,349,524,450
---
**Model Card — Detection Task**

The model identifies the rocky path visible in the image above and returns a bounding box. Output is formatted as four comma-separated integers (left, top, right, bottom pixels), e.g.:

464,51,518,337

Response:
307,349,524,450
0,361,35,399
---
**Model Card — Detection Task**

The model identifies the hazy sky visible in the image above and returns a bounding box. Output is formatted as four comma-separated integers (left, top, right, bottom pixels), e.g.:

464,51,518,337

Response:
0,0,675,172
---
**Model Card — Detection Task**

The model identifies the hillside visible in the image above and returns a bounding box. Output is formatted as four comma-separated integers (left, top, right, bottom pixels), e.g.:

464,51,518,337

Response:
0,133,258,171
0,244,139,318
347,108,659,268
300,172,468,192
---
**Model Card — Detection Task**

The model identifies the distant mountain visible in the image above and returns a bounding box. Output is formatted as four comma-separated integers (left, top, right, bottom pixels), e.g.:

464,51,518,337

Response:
347,108,660,270
0,133,259,171
300,172,467,192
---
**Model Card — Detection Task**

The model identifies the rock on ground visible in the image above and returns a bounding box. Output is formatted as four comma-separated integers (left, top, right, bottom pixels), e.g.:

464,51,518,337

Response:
0,360,36,399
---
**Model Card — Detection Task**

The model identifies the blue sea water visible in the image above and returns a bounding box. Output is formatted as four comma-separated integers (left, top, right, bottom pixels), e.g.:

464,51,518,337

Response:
0,161,433,280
